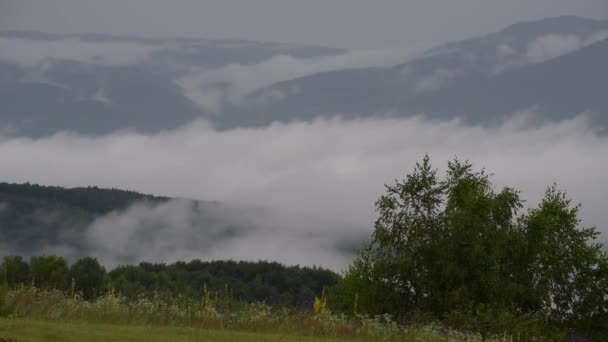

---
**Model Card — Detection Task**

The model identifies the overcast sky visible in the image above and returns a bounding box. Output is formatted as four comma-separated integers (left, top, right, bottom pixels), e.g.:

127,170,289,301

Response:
1,0,607,48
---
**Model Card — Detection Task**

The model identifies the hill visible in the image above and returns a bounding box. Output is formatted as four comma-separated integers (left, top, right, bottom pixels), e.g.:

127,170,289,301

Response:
0,183,340,307
0,31,342,136
2,17,608,135
221,16,608,129
0,182,168,255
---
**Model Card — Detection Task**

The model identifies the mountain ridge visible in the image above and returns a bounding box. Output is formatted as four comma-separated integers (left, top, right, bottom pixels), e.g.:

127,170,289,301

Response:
1,16,607,135
222,17,608,129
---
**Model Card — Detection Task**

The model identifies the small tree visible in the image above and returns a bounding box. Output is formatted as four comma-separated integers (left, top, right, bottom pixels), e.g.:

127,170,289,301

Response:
69,257,107,300
0,255,30,287
30,255,69,290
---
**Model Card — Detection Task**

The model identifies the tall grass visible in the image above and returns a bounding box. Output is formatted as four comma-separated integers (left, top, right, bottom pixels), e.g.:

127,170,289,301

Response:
0,285,534,341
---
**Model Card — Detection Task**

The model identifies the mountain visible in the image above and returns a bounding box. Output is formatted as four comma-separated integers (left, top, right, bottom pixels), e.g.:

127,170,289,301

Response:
0,60,207,135
221,16,608,128
1,16,607,136
0,30,343,76
0,31,343,136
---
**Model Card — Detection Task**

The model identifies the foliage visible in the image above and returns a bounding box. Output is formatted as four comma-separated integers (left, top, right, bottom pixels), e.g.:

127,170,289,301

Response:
0,256,30,287
0,256,338,310
109,259,338,308
69,257,108,300
30,256,69,290
334,156,608,339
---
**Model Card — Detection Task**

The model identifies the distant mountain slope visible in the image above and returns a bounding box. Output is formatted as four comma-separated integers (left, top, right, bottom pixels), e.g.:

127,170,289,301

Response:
0,61,207,135
221,16,608,128
0,30,343,73
405,37,608,125
1,16,607,135
0,31,343,136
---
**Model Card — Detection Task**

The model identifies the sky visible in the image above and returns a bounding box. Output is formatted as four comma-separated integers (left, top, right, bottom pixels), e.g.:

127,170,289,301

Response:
1,0,607,48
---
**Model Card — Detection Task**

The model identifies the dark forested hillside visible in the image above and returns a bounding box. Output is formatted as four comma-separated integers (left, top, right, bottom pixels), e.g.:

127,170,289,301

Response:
0,182,169,255
0,182,167,214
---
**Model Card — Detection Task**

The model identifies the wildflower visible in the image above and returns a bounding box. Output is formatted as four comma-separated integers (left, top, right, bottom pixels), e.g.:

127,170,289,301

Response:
313,288,327,315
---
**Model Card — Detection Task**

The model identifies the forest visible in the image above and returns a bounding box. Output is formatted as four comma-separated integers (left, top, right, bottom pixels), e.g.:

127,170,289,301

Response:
0,256,338,308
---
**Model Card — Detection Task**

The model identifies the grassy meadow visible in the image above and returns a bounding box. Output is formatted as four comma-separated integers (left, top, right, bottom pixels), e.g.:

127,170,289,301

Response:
0,319,357,342
0,286,513,342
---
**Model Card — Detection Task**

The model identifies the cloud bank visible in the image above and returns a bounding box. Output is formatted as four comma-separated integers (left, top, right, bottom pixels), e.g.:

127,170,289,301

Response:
0,37,169,67
176,48,411,111
81,199,361,270
526,30,608,64
495,30,608,72
0,113,606,270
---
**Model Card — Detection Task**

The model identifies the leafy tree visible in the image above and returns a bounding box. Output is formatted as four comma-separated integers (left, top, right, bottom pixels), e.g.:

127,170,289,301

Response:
520,187,608,337
334,156,608,338
30,255,69,290
69,257,107,299
0,255,30,287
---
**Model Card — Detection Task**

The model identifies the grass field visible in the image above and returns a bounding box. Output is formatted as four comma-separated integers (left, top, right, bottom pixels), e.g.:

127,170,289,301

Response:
0,287,511,341
0,319,360,342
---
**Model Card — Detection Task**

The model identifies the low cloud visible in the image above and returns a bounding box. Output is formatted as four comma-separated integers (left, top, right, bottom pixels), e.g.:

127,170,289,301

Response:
414,68,461,92
0,113,606,270
83,199,361,270
492,30,608,73
526,30,608,64
176,48,411,112
0,37,169,67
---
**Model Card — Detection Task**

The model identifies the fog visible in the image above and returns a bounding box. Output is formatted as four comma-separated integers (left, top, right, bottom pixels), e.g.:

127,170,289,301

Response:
177,48,412,112
0,37,170,67
526,30,608,64
0,113,606,270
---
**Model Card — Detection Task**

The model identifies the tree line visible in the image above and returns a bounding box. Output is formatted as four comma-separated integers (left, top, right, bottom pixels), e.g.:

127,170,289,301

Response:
0,256,339,308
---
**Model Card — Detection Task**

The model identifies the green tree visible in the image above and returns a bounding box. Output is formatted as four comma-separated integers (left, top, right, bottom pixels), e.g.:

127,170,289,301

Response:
335,156,608,338
69,257,107,300
519,186,608,337
30,255,68,290
0,255,30,287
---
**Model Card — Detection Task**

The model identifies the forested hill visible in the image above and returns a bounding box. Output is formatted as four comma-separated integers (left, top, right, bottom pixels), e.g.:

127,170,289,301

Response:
0,183,341,307
0,182,171,256
0,182,168,214
0,183,341,308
